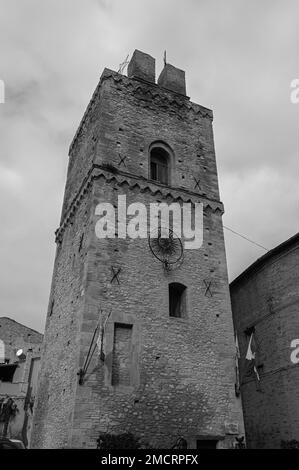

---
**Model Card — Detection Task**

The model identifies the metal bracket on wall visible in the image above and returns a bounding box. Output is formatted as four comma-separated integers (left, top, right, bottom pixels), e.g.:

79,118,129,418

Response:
77,309,112,384
77,314,101,385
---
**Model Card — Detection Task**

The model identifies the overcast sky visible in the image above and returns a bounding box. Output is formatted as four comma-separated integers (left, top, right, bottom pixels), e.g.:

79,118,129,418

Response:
0,0,298,332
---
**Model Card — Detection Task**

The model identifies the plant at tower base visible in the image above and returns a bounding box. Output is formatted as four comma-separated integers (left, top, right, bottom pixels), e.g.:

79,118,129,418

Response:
281,439,299,449
234,436,246,449
97,432,145,449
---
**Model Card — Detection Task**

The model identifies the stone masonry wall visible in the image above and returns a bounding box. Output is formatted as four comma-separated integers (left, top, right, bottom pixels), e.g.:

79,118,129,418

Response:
30,191,92,448
31,57,244,448
69,176,243,449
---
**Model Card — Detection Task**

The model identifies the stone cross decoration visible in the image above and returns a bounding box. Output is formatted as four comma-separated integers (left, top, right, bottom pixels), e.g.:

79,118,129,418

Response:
204,280,213,297
110,266,121,285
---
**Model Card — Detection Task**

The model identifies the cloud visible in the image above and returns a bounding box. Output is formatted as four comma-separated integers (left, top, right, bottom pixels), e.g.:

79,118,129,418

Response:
0,0,298,330
0,166,22,190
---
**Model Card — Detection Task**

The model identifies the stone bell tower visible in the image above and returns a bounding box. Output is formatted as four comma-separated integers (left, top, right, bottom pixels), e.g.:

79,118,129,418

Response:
31,50,244,449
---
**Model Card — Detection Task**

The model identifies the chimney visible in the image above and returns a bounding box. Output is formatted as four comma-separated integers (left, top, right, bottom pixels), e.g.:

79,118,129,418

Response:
158,63,186,96
127,50,155,83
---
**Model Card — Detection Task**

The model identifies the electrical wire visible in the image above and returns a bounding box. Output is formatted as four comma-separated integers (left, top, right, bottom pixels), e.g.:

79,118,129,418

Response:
223,225,269,252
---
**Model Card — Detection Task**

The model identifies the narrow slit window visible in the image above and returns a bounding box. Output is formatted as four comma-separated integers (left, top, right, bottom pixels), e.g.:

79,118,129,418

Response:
169,283,187,318
111,323,133,386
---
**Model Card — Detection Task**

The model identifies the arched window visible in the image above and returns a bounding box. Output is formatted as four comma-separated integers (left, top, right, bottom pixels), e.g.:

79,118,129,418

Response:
150,145,170,184
169,283,187,318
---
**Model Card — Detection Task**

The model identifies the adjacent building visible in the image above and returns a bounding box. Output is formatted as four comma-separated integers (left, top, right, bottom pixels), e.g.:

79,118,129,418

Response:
0,317,43,446
230,233,299,448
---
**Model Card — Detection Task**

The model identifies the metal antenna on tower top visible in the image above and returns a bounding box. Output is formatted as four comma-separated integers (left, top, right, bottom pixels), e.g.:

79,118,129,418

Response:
163,50,167,66
118,54,129,74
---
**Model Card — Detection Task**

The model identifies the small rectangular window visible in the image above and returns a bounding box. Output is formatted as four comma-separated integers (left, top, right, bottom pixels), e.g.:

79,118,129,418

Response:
111,323,133,386
169,283,187,318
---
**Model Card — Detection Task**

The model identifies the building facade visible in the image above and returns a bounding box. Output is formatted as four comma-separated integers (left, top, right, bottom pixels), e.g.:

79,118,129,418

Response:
230,233,299,449
31,50,244,449
0,317,43,446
